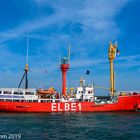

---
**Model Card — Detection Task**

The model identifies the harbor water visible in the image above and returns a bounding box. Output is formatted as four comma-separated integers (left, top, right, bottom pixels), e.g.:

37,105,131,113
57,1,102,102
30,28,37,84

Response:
0,112,140,140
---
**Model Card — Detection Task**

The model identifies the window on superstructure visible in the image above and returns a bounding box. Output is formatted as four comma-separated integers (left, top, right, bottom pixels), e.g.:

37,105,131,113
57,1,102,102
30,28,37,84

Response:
88,91,92,94
6,99,12,102
13,100,20,102
13,92,23,95
25,92,34,95
27,100,32,102
0,91,2,94
33,100,38,102
3,91,12,94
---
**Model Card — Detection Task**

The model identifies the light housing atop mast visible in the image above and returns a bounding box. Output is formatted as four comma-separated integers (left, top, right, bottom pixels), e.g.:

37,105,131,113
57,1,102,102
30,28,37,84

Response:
60,45,71,96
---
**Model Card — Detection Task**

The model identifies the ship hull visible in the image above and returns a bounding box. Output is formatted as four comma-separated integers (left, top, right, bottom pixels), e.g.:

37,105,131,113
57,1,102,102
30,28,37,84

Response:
0,95,140,112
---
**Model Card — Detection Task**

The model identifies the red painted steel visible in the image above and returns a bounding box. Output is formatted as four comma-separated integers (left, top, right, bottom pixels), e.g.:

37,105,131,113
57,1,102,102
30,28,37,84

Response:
0,95,140,112
60,64,70,96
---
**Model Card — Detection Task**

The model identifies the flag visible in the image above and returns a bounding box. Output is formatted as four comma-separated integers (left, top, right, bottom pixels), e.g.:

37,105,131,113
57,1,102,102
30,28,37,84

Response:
86,70,90,75
117,49,120,55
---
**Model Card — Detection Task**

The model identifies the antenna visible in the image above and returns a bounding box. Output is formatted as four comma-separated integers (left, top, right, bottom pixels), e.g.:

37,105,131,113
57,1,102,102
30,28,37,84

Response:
18,37,30,89
68,43,70,64
115,40,118,46
59,55,61,65
26,37,29,64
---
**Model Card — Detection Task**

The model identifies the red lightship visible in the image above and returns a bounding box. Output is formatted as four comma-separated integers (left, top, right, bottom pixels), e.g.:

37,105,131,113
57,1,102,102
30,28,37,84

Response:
0,42,140,112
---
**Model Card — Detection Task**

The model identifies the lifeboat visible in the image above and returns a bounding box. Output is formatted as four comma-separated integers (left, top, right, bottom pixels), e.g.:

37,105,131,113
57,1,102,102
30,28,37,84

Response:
37,87,56,94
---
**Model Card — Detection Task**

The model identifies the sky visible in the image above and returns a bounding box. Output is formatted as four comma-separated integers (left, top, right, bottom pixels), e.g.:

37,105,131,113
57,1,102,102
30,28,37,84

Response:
0,0,140,95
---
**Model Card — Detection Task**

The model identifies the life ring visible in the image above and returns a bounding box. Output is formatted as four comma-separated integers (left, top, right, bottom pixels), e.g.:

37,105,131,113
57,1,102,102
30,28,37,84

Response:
134,103,138,111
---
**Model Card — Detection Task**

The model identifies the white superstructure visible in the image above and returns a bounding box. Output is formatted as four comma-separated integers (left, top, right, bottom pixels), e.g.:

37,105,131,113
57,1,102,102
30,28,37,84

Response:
76,79,94,101
0,88,38,100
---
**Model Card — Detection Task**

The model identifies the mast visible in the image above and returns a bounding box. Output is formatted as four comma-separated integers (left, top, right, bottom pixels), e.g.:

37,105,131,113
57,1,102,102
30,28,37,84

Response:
60,45,70,96
18,37,29,89
68,43,70,64
108,42,118,96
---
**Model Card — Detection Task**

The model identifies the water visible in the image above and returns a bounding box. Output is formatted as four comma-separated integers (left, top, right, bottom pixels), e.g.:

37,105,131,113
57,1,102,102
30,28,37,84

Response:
0,112,140,140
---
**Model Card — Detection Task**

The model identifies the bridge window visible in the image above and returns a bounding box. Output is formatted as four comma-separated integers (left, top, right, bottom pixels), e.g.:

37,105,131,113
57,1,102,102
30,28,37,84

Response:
0,91,2,94
88,91,92,94
3,91,12,94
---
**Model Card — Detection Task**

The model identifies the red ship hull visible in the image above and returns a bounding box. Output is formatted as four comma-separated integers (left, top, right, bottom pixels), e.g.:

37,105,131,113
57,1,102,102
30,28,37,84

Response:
0,95,140,112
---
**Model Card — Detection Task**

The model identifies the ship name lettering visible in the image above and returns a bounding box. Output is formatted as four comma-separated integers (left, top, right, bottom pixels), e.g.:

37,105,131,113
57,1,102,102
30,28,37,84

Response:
65,103,70,111
78,103,81,111
52,103,57,111
51,103,82,111
58,103,63,111
71,103,76,111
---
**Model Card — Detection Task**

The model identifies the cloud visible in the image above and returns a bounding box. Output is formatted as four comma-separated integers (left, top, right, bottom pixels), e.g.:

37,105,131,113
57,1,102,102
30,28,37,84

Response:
116,54,140,68
70,54,140,70
0,0,138,90
117,54,140,61
0,0,132,44
0,0,132,67
0,12,68,43
33,0,131,39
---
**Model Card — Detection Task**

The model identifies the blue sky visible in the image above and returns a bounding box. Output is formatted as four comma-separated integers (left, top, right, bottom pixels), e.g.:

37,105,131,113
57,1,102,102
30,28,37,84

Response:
0,0,140,94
